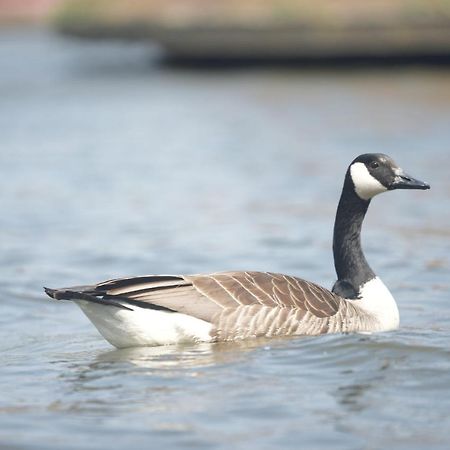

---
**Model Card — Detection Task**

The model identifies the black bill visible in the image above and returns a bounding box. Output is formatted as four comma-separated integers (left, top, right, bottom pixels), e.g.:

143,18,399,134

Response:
389,170,430,190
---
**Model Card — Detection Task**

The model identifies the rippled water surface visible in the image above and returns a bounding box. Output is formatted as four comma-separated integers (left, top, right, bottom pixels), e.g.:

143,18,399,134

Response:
1,29,450,449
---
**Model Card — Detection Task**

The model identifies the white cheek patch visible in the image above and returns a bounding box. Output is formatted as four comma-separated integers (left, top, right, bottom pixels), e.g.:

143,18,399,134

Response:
350,162,387,200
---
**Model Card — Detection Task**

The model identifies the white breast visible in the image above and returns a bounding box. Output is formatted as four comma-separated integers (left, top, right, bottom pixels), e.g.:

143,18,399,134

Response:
353,277,399,331
76,301,213,348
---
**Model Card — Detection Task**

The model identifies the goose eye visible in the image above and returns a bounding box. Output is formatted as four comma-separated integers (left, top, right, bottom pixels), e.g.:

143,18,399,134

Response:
370,161,379,169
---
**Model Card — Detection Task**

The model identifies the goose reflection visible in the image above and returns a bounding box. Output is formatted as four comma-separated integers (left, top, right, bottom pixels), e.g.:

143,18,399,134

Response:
61,336,287,392
96,342,235,371
96,337,282,370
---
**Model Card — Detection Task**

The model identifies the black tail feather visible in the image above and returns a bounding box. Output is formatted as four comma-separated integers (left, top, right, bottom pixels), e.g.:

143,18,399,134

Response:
43,287,133,310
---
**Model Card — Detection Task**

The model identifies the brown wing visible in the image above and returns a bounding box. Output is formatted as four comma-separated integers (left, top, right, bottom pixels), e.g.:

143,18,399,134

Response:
86,271,341,321
185,271,341,318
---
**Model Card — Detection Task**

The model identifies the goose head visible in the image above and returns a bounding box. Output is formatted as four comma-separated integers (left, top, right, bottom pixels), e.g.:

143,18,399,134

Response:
348,153,430,201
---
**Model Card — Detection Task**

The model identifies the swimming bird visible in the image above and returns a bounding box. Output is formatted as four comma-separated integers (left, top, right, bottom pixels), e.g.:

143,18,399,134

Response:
44,153,429,348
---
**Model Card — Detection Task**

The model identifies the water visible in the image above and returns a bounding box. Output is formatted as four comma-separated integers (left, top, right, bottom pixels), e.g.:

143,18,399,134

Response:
1,28,450,449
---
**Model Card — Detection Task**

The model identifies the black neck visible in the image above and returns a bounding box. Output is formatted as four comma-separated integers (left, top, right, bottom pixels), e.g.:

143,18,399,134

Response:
332,173,375,298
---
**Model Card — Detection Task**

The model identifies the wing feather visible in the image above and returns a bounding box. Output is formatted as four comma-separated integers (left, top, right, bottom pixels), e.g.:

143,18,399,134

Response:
96,271,342,321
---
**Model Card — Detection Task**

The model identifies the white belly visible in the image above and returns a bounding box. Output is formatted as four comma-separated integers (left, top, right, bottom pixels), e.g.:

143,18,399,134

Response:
76,301,213,349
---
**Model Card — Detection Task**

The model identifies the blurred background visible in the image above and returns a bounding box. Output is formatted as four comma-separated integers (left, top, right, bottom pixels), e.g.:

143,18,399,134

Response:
3,0,450,60
1,1,450,450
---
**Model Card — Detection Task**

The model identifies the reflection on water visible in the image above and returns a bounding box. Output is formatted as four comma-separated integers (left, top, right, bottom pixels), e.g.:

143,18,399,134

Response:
95,339,270,369
0,28,450,450
68,341,259,381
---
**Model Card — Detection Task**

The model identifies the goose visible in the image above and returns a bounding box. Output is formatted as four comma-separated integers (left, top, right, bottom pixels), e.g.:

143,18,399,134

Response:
44,153,430,348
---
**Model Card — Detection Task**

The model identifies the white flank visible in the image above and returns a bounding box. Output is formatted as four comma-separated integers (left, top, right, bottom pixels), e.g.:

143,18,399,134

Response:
76,301,213,349
350,162,387,200
353,277,399,331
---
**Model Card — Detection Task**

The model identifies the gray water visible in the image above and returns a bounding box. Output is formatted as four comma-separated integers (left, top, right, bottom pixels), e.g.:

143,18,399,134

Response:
1,28,450,450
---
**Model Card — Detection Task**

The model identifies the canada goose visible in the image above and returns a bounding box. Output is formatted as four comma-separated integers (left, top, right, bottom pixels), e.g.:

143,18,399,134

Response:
44,153,430,348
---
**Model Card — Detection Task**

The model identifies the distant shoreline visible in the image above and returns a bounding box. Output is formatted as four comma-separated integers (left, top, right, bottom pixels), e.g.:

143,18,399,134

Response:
4,0,450,61
54,23,450,62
